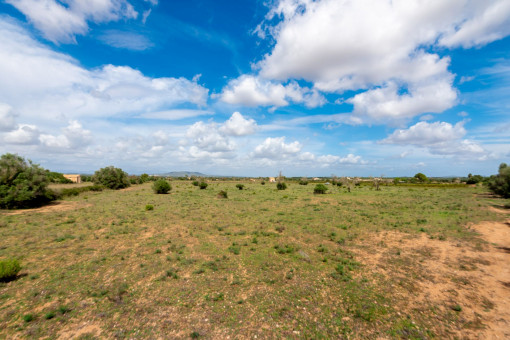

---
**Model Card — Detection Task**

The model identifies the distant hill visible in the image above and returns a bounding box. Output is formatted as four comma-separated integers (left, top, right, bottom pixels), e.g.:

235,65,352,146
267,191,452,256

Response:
159,171,208,177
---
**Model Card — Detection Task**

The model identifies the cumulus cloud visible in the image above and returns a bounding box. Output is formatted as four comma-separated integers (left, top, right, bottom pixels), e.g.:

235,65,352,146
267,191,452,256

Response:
380,121,486,158
0,18,208,126
348,78,457,124
39,120,92,150
250,0,510,123
6,0,139,43
220,75,325,108
252,137,302,159
220,112,257,136
178,112,259,161
4,124,39,145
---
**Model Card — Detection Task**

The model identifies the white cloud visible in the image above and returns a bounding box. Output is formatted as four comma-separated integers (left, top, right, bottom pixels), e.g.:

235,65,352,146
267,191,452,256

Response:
380,121,486,158
348,78,457,125
39,120,92,150
220,75,325,108
252,0,510,123
438,1,510,48
6,0,138,43
97,30,154,50
253,137,302,159
4,124,39,145
186,121,235,153
0,18,208,126
0,103,17,132
219,112,257,136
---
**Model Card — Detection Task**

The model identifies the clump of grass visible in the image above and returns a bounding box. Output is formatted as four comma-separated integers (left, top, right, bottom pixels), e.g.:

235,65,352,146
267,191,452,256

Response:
166,268,179,279
217,190,228,199
0,258,21,282
145,204,154,211
236,184,245,190
274,244,295,254
205,292,224,301
199,182,208,189
23,314,34,322
44,311,56,320
452,304,462,312
228,243,240,255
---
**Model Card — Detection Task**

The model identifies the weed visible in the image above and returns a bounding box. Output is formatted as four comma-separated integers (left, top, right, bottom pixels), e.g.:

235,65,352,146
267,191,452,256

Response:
452,304,462,312
217,190,228,198
145,204,154,211
44,311,56,320
228,244,240,255
23,314,34,322
274,244,295,254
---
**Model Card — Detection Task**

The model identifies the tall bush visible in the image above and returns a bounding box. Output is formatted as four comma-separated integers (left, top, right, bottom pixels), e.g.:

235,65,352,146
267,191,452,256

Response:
92,166,130,190
153,179,171,194
488,163,510,198
0,153,56,209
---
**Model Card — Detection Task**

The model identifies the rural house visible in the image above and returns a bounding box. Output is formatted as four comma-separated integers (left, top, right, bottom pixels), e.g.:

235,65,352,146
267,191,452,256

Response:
63,174,81,183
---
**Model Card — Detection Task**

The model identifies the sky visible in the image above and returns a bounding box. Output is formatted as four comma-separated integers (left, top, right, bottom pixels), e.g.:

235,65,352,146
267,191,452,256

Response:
0,0,509,177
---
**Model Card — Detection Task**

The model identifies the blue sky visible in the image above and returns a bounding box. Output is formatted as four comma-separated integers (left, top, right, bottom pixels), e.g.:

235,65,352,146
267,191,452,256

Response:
0,0,509,177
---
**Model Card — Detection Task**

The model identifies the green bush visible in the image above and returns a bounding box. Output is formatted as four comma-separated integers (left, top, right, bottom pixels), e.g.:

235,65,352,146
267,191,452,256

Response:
413,173,428,183
236,184,244,190
0,258,21,282
192,180,199,186
217,190,228,198
261,181,265,185
0,153,56,209
46,171,72,183
276,182,287,190
145,204,154,211
488,163,510,198
92,166,130,190
199,182,208,189
314,184,328,194
152,179,171,194
299,179,308,185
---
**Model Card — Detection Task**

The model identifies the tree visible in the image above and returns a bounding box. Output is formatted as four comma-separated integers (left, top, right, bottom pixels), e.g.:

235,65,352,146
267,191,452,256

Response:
488,163,510,198
93,166,130,189
0,153,56,209
413,173,428,183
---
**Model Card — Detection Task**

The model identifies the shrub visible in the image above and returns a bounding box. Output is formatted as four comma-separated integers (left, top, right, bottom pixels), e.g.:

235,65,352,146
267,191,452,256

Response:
145,204,154,211
199,182,208,189
152,179,171,194
236,184,244,190
92,166,130,190
314,184,328,194
413,173,428,183
299,179,308,185
217,190,228,198
488,163,510,198
261,181,265,185
0,258,21,282
276,182,287,190
46,171,72,183
0,153,56,209
192,180,199,186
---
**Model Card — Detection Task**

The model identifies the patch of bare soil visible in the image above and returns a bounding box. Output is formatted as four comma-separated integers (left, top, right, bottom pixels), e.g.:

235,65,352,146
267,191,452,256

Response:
354,219,510,339
57,322,102,339
1,201,92,215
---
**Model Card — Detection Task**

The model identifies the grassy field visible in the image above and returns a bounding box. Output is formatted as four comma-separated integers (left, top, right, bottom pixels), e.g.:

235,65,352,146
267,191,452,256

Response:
0,180,507,339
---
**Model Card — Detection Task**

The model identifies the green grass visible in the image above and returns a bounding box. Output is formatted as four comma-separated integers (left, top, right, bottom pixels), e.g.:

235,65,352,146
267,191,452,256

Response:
0,180,505,338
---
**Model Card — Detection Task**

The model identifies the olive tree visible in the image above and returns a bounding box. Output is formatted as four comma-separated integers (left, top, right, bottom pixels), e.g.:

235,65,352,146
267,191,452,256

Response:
0,153,56,209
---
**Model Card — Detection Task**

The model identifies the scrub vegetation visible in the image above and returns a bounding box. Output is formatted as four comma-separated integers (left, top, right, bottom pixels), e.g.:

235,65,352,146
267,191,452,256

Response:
0,177,508,339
